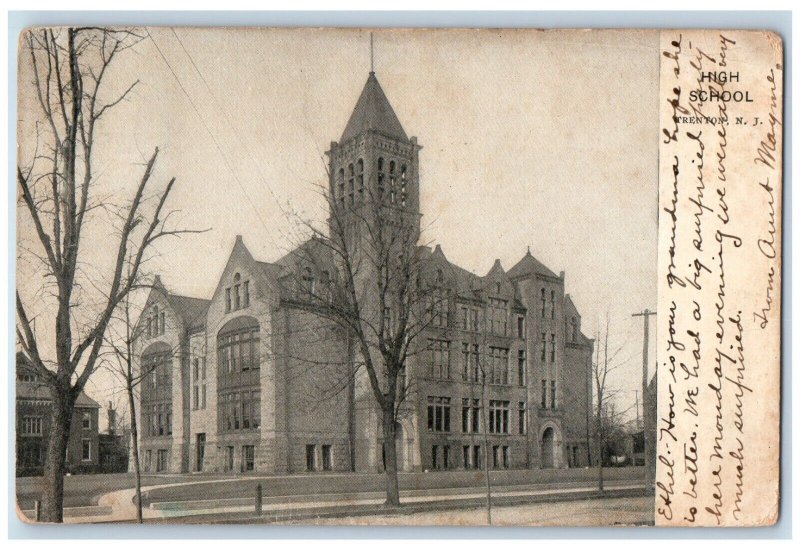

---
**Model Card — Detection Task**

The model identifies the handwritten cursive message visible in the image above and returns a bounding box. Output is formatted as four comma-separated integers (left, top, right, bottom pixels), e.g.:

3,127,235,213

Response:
656,30,782,527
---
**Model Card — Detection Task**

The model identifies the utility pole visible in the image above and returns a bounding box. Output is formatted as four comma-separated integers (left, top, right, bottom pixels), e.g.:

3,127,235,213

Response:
634,390,640,431
632,308,656,488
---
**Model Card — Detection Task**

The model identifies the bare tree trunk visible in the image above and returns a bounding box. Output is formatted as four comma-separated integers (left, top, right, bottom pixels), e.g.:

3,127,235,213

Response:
381,405,401,507
126,383,143,523
42,390,74,522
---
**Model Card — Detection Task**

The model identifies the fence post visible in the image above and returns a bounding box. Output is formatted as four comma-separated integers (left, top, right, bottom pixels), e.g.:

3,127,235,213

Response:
255,483,263,516
34,500,41,522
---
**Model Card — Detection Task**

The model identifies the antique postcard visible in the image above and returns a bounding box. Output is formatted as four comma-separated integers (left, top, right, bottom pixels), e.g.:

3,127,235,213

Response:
13,27,782,527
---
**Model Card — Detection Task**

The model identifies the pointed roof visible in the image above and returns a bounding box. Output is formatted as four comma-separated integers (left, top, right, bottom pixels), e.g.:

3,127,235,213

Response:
507,247,559,280
340,72,408,143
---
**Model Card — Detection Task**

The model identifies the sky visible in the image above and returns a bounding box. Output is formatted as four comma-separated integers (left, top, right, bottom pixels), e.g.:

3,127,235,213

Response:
16,28,659,429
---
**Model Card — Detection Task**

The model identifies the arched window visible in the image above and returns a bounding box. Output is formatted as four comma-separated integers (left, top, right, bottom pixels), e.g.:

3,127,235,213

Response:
337,168,345,206
217,316,261,433
540,289,546,318
377,157,385,198
150,306,158,337
357,158,364,200
389,161,396,203
348,163,355,205
233,273,242,310
400,164,408,206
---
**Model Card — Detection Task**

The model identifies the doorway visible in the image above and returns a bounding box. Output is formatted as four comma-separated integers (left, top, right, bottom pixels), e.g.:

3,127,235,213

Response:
196,433,205,472
541,427,555,468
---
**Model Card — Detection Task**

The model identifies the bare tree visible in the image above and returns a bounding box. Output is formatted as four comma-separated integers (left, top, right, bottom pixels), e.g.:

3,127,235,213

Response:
15,27,196,522
100,273,163,524
592,314,633,492
285,184,444,507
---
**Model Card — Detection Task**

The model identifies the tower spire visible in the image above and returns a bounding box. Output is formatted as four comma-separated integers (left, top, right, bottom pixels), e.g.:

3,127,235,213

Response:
370,32,374,74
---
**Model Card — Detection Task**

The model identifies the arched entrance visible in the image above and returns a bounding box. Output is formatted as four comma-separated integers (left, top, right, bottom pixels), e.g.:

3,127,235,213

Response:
541,427,555,468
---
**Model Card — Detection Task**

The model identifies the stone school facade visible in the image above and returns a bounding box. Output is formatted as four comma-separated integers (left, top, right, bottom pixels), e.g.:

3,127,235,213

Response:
133,71,594,475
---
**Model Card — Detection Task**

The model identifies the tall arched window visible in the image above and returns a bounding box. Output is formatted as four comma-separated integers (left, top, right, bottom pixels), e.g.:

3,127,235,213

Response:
217,316,261,433
540,289,546,318
377,157,385,198
357,158,364,200
400,164,408,206
389,160,396,204
337,168,345,206
348,163,355,205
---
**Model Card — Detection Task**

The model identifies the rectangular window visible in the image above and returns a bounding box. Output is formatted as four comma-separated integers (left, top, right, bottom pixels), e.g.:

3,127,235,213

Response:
225,446,234,472
471,345,480,382
503,445,509,468
225,288,232,312
518,350,526,386
541,379,548,408
242,393,251,429
82,410,91,430
202,385,207,409
489,347,509,385
517,316,525,338
242,445,255,472
193,386,199,410
487,298,508,335
306,444,316,471
427,288,448,327
540,332,547,361
322,445,332,471
145,450,152,472
489,400,510,434
243,281,250,308
550,333,556,362
472,445,482,469
492,445,499,469
461,398,480,433
159,312,165,334
551,381,557,409
21,416,42,435
518,402,526,434
461,343,470,381
429,339,450,380
427,396,451,432
156,449,167,471
460,305,479,331
551,290,556,319
81,439,92,461
431,445,439,470
443,445,451,469
463,445,471,469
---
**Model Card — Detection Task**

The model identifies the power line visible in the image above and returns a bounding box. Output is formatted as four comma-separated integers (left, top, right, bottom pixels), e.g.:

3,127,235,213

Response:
168,27,289,219
145,28,275,239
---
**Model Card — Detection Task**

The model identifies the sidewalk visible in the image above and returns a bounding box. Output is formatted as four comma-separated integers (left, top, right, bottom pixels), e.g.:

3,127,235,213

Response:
20,478,648,524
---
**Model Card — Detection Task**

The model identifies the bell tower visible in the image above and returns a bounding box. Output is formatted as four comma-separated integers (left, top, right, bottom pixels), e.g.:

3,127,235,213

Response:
326,68,422,238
